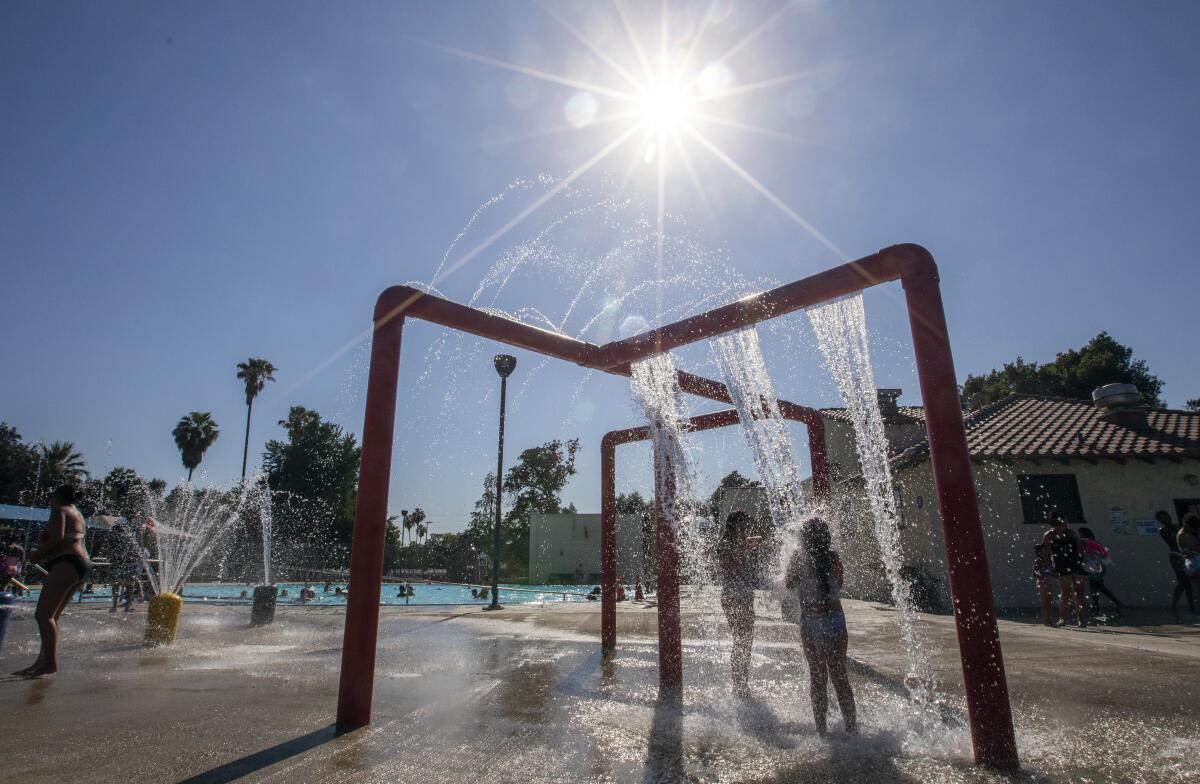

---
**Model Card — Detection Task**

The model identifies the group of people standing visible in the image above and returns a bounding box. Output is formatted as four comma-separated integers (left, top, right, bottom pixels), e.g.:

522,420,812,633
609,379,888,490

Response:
1035,514,1122,627
1035,510,1200,627
717,510,857,735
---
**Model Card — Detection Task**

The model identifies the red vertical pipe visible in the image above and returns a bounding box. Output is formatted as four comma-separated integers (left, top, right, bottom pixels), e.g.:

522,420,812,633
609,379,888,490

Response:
901,255,1019,770
601,434,617,652
653,437,684,690
336,304,405,730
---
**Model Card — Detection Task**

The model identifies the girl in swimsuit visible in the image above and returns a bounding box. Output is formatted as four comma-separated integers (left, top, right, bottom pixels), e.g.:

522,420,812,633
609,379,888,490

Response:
15,484,91,677
785,517,857,734
1042,514,1087,627
718,511,764,697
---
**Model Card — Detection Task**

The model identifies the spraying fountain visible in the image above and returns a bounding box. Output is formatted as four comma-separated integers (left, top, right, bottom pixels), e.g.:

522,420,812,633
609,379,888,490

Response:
115,473,269,644
335,243,1019,770
250,480,276,627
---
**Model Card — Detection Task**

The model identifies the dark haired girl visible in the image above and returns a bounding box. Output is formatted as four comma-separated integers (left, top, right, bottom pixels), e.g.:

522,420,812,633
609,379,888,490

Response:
718,510,764,696
785,517,856,734
1042,514,1087,627
15,485,91,677
1078,526,1122,617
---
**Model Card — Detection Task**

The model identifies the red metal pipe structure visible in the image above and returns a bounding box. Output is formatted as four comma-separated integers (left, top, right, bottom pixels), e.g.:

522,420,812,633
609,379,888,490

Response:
337,243,1018,771
599,406,830,663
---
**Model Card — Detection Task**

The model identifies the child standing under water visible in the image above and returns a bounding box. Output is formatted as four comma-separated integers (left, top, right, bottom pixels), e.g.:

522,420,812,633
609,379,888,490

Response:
784,517,857,734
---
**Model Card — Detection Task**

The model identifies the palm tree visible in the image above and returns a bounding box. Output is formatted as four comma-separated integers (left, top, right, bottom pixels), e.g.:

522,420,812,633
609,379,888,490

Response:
416,522,428,546
173,412,220,481
401,507,425,547
236,358,277,479
39,441,88,491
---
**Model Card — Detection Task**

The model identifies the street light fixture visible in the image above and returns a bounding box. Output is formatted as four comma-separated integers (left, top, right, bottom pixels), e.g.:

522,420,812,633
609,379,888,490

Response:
487,354,516,610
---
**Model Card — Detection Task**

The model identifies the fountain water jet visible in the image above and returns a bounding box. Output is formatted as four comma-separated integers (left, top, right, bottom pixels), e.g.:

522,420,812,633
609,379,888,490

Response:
808,294,936,709
107,473,270,643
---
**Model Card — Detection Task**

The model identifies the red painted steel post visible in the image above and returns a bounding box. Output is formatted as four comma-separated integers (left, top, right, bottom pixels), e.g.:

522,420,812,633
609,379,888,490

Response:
901,251,1019,770
336,300,405,730
601,434,617,652
653,438,684,691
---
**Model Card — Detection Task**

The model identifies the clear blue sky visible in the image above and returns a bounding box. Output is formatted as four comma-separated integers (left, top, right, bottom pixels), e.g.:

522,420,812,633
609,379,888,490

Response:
3,1,1197,536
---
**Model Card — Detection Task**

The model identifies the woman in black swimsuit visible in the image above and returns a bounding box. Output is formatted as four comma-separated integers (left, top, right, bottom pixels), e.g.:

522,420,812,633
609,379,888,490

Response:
1041,514,1087,628
15,485,91,677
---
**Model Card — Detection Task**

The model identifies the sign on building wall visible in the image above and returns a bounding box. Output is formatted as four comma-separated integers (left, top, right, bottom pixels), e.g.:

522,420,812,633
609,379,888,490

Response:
1109,508,1131,536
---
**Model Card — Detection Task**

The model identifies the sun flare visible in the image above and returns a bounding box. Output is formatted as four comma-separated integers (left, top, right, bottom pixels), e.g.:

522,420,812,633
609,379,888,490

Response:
431,2,848,286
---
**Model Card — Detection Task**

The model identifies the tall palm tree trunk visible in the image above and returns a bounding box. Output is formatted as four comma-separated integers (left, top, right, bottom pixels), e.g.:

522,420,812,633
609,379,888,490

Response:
241,398,254,479
188,467,194,481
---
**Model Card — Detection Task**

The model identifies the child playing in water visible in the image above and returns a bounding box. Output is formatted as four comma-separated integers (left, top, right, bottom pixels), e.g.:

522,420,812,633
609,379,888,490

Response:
784,517,856,734
1032,544,1056,626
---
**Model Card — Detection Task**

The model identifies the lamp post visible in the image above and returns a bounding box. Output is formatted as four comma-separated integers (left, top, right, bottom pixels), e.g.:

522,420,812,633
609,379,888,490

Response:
488,354,517,610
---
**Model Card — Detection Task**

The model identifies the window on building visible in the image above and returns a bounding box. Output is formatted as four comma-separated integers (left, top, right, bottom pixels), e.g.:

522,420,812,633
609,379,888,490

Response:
1017,474,1085,524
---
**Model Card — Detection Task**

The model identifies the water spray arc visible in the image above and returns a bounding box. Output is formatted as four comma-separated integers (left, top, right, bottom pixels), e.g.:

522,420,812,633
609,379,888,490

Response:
336,243,1019,771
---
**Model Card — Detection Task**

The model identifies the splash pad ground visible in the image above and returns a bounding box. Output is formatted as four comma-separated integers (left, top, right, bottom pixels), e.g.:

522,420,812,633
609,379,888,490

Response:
1,599,1197,782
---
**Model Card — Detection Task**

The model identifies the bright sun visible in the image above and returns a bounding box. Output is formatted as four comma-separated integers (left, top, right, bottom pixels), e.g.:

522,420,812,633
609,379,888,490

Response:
637,79,693,134
435,4,849,276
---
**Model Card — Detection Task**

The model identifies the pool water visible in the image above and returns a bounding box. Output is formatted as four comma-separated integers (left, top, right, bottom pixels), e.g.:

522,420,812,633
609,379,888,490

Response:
15,582,596,606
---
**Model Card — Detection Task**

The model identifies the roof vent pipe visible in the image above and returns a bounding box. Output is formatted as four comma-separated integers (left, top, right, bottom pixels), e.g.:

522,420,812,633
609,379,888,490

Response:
877,389,902,423
1092,383,1148,428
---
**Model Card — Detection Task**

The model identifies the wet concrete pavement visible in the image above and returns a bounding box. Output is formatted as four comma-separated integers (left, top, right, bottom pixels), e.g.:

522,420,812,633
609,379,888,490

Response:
1,596,1197,783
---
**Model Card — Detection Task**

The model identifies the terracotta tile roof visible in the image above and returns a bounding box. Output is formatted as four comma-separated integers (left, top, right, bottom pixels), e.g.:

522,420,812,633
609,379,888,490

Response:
972,395,1198,459
888,395,1200,465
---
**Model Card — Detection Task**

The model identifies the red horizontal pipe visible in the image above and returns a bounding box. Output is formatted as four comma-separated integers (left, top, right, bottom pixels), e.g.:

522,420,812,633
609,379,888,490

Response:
375,285,603,367
596,244,925,370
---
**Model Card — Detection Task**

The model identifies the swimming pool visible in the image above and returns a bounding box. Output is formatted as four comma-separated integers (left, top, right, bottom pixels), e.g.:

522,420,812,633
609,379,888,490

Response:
15,582,596,606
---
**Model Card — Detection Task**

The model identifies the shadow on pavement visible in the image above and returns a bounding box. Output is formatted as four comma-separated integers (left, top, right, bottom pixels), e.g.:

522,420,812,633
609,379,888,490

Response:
176,724,344,784
643,688,684,784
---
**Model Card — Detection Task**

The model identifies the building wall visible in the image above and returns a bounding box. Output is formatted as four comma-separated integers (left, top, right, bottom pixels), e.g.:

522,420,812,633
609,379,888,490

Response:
528,512,645,584
891,457,1200,608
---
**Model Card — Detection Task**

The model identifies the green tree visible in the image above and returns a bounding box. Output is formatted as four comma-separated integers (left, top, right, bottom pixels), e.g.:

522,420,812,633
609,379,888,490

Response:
961,332,1164,411
1186,399,1199,412
263,406,360,544
236,358,278,479
707,470,761,524
400,508,425,547
501,438,580,565
466,438,582,573
0,423,37,505
465,472,497,552
99,466,145,517
173,412,220,481
39,440,89,492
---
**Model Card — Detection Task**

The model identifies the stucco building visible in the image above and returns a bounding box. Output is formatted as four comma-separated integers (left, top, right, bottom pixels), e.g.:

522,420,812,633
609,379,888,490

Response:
528,512,646,584
821,389,1200,609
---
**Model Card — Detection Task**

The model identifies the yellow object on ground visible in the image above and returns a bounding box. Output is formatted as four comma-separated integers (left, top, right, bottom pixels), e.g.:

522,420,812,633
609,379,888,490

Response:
144,592,183,646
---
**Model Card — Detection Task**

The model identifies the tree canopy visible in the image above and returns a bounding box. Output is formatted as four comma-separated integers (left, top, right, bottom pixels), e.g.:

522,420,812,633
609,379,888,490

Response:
0,423,37,505
173,411,219,480
960,332,1164,411
707,470,761,525
263,406,360,544
467,438,581,571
